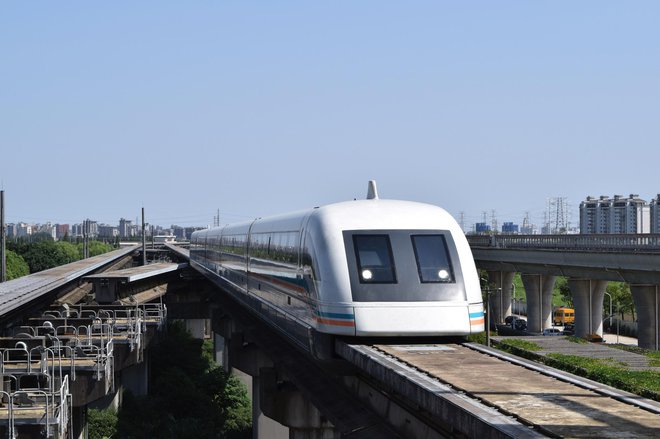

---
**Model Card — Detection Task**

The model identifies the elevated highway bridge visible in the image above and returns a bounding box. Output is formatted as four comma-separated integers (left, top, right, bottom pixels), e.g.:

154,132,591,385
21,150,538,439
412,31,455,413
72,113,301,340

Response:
467,234,660,350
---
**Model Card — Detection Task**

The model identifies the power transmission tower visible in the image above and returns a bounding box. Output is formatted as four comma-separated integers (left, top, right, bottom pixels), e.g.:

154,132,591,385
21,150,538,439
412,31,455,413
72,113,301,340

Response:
547,197,568,234
491,210,498,234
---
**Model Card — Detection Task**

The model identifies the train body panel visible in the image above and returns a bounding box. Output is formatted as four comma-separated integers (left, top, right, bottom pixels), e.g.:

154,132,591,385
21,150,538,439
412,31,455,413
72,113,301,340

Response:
190,195,484,342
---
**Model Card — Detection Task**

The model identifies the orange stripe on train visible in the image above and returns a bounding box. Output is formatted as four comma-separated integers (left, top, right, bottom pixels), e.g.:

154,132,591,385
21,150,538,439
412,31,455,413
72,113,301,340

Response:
315,317,356,327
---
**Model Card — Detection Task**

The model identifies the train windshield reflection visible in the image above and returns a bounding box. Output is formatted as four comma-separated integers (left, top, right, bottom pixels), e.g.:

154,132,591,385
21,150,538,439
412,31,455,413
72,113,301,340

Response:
412,235,455,283
353,235,397,283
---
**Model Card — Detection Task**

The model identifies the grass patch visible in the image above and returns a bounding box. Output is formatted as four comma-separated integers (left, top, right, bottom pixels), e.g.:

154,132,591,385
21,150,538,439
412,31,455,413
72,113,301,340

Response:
466,331,497,345
565,336,588,344
484,338,660,401
546,353,660,398
648,351,660,367
499,338,542,351
608,344,660,367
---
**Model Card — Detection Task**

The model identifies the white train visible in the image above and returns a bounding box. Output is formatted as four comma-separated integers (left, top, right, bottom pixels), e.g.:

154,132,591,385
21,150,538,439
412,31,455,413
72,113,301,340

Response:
190,182,484,354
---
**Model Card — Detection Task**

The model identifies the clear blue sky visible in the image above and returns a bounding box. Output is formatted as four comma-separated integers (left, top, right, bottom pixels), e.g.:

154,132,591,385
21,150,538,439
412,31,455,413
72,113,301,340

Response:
2,2,659,229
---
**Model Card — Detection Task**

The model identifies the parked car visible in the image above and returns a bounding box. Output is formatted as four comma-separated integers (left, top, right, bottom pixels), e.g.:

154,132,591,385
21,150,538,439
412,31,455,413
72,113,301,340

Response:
513,319,527,331
562,324,575,335
543,328,562,336
505,315,516,325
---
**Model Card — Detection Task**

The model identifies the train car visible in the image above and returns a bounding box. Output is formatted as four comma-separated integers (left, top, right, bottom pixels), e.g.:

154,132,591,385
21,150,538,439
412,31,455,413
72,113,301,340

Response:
190,182,484,355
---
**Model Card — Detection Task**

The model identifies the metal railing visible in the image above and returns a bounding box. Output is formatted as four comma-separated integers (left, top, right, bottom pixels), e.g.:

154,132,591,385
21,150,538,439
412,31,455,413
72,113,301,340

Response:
1,374,71,438
0,303,166,437
467,234,660,253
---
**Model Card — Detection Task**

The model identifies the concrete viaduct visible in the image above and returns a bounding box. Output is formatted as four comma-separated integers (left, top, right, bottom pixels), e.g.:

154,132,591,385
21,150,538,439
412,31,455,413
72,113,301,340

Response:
468,234,660,350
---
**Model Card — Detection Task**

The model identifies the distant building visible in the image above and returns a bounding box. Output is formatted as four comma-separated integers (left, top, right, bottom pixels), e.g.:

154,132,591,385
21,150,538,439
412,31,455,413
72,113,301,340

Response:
651,195,660,233
580,194,650,234
72,220,99,238
99,225,119,238
475,222,491,234
501,222,519,234
119,218,133,238
37,223,57,240
55,224,70,240
17,222,32,238
5,223,17,239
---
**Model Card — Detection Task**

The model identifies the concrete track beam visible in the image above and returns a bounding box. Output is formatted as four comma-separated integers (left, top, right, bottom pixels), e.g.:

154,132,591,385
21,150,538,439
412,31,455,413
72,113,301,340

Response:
568,279,608,338
521,274,556,333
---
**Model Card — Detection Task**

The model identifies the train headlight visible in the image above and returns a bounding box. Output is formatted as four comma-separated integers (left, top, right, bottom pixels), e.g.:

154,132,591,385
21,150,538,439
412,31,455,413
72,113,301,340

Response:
362,269,373,280
438,269,449,280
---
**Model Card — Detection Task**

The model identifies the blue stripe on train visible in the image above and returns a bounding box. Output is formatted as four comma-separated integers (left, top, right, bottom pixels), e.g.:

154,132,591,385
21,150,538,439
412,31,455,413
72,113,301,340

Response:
314,310,355,320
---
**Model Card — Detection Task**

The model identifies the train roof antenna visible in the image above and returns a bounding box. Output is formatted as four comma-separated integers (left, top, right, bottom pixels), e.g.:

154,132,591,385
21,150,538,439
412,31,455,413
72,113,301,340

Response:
367,180,379,200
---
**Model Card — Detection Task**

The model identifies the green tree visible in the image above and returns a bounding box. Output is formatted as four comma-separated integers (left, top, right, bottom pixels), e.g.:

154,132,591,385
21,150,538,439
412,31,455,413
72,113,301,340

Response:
20,240,81,273
77,241,114,258
556,277,573,307
607,282,635,321
114,322,252,439
88,408,117,439
56,241,80,263
6,250,29,279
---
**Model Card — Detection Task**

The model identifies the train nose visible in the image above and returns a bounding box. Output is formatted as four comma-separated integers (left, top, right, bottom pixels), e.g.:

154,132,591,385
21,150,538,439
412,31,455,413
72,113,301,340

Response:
352,304,476,336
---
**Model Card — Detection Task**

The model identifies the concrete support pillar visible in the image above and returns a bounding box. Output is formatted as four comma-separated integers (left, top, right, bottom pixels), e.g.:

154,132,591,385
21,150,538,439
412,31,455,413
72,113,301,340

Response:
214,332,230,373
72,406,87,439
260,368,338,439
252,372,290,439
486,271,515,324
521,274,556,333
121,355,149,396
630,285,660,350
184,318,209,339
568,279,608,338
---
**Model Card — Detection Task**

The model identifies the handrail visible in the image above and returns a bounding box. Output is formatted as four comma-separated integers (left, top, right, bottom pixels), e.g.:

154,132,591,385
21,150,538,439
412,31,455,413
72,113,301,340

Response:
467,233,660,252
11,389,51,436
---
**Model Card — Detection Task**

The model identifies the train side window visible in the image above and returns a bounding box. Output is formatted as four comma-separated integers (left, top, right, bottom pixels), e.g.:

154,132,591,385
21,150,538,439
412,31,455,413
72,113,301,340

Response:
411,235,454,283
353,235,397,283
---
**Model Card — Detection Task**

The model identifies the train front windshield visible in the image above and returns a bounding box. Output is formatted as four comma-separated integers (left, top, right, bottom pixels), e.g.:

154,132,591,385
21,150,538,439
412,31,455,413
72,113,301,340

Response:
411,235,454,283
344,230,465,302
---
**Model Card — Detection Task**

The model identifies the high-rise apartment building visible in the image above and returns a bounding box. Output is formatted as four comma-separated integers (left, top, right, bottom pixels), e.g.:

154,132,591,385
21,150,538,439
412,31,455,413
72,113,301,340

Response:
119,218,133,238
580,194,650,234
650,195,660,233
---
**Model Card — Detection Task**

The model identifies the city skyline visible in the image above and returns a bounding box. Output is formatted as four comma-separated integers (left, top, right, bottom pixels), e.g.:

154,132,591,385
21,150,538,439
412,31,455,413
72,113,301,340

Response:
2,3,659,230
6,190,660,236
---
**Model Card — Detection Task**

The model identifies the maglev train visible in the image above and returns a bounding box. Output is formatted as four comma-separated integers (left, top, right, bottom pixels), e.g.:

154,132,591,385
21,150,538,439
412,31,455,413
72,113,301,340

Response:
190,182,484,353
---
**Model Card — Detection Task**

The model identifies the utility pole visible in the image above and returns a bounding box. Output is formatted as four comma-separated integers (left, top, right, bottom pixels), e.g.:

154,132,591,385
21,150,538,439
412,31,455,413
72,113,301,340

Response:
1,190,6,282
142,207,146,266
82,219,89,259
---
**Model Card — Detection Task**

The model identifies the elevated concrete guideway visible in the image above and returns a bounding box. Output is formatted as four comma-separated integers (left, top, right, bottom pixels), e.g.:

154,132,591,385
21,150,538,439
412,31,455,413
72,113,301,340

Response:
0,246,139,322
83,262,188,303
468,234,660,350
